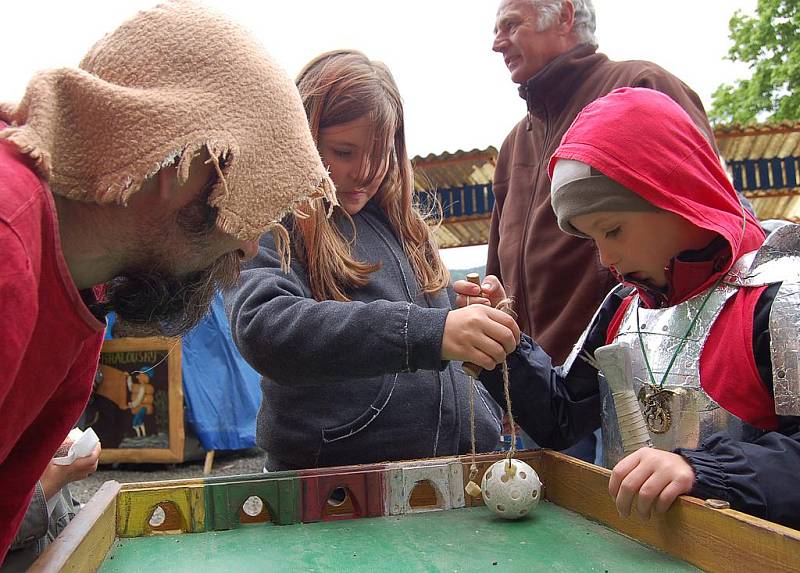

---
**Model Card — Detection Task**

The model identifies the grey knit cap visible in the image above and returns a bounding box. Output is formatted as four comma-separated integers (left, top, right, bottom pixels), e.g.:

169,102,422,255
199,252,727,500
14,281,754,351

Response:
550,159,659,237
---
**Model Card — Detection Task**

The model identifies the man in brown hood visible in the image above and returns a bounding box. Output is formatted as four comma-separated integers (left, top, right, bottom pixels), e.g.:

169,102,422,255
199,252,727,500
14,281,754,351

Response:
0,1,333,560
483,0,730,462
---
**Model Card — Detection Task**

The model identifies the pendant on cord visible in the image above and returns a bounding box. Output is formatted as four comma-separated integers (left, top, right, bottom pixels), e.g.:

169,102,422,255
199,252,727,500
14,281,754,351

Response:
637,384,675,434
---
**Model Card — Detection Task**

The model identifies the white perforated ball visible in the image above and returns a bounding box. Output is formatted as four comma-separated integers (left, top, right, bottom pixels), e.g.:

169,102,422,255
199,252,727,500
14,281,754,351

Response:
481,459,541,519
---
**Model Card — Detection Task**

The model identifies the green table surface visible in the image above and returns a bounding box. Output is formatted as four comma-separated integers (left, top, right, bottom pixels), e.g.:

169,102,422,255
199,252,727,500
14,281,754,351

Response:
99,502,700,572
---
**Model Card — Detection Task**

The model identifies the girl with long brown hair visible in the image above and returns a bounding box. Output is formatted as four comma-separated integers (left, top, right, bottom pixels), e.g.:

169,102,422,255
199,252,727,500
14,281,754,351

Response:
226,50,519,470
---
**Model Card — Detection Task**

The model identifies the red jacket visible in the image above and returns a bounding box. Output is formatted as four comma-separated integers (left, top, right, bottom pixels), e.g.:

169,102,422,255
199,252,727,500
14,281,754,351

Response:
0,137,104,560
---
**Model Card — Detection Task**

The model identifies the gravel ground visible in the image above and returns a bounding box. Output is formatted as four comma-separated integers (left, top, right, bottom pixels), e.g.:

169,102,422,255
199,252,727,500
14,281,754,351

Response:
72,448,265,504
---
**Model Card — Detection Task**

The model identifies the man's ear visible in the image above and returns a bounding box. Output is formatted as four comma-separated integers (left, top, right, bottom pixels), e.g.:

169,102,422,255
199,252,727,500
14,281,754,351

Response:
558,0,576,35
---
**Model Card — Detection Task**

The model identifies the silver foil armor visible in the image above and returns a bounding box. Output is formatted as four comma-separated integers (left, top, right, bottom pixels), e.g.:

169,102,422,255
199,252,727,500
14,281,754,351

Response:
597,223,800,467
600,280,746,468
726,223,800,416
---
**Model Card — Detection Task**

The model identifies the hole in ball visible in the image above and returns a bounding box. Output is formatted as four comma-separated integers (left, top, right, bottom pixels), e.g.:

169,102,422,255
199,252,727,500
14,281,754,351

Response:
510,489,520,500
519,509,527,516
486,470,493,481
532,490,539,499
496,504,506,512
519,471,527,480
500,473,510,483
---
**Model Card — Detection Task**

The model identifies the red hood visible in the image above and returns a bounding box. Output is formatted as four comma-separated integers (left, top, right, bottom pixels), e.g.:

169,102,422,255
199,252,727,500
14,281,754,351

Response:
548,87,764,306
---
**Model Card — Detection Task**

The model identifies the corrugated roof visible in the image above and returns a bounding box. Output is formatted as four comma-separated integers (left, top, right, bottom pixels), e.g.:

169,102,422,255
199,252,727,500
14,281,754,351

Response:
413,125,800,190
715,121,800,161
431,218,490,249
748,195,800,222
714,122,800,222
415,129,800,249
412,147,497,191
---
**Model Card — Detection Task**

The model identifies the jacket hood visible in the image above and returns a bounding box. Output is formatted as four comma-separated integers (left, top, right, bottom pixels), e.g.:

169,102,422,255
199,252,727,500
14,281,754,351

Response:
548,87,764,303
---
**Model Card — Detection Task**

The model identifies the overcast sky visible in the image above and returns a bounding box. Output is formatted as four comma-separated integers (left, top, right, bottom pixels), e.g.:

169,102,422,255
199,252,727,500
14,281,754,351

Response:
3,0,757,268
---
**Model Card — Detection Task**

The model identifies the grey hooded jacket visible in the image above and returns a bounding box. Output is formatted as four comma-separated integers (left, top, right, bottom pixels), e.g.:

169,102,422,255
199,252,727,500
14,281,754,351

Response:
225,201,502,470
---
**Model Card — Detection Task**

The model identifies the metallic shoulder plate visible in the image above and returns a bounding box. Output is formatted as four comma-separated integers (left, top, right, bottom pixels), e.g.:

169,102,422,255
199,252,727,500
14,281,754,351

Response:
726,224,800,288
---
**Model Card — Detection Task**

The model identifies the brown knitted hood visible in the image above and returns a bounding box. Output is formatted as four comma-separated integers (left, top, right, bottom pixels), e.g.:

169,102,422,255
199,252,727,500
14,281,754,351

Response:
0,0,334,241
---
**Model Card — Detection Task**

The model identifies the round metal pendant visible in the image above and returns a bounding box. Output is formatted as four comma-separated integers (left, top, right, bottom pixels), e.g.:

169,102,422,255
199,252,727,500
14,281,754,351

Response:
637,385,674,434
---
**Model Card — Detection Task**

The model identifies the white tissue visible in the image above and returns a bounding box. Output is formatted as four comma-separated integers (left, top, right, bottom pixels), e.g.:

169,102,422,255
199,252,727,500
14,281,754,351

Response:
52,428,99,466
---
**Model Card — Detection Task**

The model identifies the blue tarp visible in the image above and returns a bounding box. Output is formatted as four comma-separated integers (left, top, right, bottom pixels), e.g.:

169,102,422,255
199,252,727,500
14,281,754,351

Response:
106,294,262,451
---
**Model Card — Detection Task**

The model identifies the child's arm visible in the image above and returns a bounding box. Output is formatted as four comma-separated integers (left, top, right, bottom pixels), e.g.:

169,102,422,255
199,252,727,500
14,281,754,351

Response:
479,333,602,449
675,421,800,529
225,233,441,380
225,234,517,382
609,421,800,527
471,281,630,450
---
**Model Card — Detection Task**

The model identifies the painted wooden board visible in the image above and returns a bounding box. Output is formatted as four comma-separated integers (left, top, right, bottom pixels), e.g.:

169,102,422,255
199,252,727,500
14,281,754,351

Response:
30,450,800,573
97,504,700,573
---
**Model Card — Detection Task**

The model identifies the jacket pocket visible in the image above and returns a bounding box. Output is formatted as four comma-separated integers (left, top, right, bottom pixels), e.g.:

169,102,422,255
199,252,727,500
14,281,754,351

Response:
321,374,398,444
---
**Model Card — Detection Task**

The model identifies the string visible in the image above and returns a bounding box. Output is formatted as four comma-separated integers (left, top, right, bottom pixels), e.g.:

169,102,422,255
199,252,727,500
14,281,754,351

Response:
128,339,181,377
467,296,516,486
468,376,478,483
502,360,517,466
496,300,517,468
635,280,720,390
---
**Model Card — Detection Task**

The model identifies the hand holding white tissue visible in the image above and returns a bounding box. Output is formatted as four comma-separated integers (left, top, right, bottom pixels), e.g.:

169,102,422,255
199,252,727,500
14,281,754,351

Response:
52,427,100,466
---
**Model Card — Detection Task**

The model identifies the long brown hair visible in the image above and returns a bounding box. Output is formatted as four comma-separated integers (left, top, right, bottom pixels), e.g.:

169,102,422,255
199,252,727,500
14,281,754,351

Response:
294,49,449,301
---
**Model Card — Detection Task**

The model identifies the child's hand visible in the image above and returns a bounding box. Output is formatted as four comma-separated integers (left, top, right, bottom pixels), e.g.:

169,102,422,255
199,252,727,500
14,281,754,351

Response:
41,443,102,500
608,448,695,519
442,304,520,371
453,275,507,309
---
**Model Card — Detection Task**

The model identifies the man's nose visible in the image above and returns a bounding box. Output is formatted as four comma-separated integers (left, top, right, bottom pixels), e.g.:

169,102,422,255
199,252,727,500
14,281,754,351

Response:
492,33,506,53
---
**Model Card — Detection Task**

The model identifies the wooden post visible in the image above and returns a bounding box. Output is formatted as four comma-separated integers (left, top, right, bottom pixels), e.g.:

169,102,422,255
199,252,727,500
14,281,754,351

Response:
203,450,215,476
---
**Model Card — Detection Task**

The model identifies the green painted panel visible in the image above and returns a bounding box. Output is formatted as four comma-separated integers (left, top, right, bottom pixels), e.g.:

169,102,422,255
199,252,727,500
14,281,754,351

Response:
99,503,699,572
204,477,302,530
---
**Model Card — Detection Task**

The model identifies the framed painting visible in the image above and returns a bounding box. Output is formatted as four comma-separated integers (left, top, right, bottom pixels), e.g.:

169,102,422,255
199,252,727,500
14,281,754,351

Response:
86,337,184,463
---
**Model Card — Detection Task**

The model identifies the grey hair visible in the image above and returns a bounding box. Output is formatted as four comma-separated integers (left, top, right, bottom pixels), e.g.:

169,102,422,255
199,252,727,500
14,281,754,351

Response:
531,0,597,46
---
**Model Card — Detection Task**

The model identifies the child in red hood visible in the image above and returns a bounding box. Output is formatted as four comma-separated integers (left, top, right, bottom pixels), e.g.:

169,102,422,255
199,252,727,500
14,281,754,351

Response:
457,87,800,528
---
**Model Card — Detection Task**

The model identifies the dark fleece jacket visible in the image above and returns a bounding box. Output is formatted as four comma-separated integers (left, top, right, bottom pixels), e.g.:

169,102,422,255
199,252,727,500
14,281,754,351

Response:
225,201,502,470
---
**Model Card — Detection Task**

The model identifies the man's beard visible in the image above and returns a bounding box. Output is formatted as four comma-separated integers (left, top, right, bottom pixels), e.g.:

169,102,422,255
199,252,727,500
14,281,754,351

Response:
99,176,241,338
103,252,240,337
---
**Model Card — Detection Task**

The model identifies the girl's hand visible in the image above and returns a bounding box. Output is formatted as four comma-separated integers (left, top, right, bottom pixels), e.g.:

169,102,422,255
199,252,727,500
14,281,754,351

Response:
453,275,507,309
608,448,695,519
442,304,520,371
